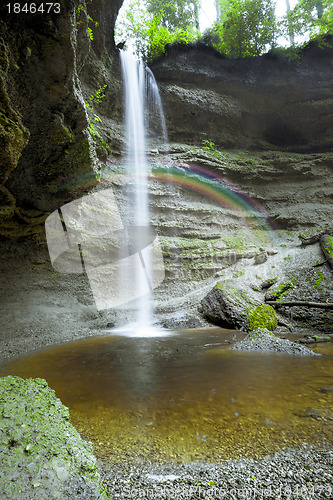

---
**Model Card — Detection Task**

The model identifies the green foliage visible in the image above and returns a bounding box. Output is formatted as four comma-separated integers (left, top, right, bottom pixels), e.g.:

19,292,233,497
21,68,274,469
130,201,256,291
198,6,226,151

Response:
87,27,94,40
116,0,333,62
84,84,111,156
275,281,294,302
146,0,201,31
85,84,107,122
90,84,107,104
116,0,200,61
206,0,279,57
314,270,324,288
247,304,278,331
286,0,333,41
77,0,99,42
202,139,225,159
265,45,303,58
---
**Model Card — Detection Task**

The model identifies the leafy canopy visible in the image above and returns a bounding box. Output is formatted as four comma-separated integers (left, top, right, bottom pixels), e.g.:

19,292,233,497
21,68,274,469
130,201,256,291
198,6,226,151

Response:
286,0,333,40
205,0,279,57
146,0,201,31
115,0,333,61
115,0,200,61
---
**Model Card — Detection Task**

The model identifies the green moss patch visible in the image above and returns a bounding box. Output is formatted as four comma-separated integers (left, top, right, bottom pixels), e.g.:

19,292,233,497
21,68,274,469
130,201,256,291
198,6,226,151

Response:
265,280,294,302
247,305,278,331
0,376,109,499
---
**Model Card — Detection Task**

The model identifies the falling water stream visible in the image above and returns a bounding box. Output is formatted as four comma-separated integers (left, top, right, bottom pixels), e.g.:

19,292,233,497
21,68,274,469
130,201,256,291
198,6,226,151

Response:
118,51,168,334
120,51,152,330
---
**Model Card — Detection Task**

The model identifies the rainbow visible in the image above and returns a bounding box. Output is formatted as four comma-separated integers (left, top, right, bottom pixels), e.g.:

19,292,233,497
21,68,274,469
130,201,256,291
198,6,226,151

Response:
49,159,278,235
147,162,277,233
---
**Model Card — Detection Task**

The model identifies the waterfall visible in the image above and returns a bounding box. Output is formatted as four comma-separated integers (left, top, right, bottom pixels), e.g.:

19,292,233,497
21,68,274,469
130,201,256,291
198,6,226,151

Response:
121,51,149,227
145,66,168,148
119,51,166,334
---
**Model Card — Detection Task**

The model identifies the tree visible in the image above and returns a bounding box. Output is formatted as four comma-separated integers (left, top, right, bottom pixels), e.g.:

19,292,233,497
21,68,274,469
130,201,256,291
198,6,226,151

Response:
210,0,278,57
286,0,333,40
285,0,295,45
145,0,201,31
115,0,200,61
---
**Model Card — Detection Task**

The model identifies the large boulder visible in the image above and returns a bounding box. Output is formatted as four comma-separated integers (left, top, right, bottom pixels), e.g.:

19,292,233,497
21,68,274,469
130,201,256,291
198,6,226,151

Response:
200,281,260,329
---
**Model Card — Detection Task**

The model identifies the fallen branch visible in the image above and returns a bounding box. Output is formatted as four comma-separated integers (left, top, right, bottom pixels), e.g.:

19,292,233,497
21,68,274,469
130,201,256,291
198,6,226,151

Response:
266,301,333,309
320,234,333,270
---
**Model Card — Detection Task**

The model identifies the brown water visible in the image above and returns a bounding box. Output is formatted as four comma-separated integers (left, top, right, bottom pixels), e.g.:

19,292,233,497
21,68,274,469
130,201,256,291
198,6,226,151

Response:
2,329,333,463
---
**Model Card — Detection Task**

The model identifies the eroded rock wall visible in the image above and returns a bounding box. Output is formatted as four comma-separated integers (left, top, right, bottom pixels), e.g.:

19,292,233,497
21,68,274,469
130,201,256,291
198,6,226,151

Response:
150,41,333,153
0,0,124,237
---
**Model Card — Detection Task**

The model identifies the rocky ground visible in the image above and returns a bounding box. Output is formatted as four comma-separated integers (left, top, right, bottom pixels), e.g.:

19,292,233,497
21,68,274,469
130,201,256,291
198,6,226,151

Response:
98,445,333,499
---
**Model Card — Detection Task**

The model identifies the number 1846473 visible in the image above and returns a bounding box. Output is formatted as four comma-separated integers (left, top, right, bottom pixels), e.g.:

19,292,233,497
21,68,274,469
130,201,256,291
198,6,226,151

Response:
6,3,61,14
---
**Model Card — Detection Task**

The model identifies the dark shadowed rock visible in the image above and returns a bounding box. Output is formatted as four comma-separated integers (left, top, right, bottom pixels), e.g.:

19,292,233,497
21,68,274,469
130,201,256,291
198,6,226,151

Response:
0,0,124,237
151,38,333,153
200,282,259,329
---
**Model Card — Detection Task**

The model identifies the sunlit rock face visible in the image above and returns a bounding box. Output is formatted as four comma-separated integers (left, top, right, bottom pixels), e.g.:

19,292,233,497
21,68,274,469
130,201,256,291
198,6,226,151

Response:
150,38,333,153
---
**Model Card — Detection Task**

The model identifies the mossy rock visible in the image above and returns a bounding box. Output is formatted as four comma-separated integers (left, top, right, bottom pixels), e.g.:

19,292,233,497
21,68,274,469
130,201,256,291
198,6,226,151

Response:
0,376,109,499
200,281,260,329
299,224,333,245
247,304,278,331
320,234,333,269
265,281,294,302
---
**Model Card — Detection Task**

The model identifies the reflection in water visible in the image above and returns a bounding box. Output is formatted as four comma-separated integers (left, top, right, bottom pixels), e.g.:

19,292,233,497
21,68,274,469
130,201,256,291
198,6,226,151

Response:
2,330,333,463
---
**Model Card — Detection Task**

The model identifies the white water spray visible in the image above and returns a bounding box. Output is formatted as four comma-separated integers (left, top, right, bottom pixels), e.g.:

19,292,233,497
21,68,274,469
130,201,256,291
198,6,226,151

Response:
119,51,167,334
146,67,168,148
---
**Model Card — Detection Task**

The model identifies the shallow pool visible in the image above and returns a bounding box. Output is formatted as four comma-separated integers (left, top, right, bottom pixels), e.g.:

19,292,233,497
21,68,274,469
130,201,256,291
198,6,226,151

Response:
2,329,332,463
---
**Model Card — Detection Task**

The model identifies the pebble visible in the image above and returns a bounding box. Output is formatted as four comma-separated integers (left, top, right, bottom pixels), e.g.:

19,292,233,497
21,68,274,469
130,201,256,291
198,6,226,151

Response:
232,331,319,355
99,445,333,499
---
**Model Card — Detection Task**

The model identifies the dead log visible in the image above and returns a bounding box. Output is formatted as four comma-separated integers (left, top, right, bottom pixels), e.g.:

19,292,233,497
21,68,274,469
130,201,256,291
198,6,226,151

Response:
266,301,333,309
320,234,333,270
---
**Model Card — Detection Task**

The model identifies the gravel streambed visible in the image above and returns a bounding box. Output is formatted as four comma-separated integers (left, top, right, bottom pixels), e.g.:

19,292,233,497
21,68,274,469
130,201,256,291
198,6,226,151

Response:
99,445,333,499
232,329,319,355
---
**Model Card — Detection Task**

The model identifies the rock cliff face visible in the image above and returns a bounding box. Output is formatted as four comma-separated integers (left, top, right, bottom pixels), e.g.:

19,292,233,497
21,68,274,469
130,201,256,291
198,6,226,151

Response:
1,3,332,237
0,0,123,237
0,0,332,354
150,40,333,153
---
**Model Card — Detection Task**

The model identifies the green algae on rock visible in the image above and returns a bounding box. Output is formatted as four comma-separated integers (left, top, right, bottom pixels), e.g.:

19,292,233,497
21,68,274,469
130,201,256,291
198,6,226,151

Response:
233,327,318,355
247,304,278,332
265,280,294,302
200,281,260,329
0,376,109,499
320,234,333,269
